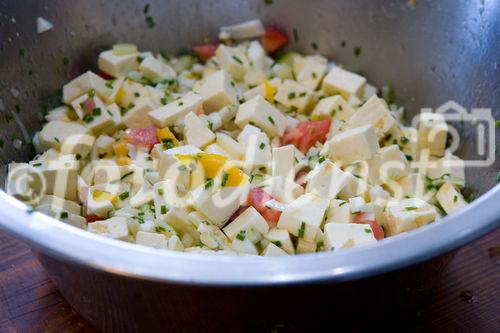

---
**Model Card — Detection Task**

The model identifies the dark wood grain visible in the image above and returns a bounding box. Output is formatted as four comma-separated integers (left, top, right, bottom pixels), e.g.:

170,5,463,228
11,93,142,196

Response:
0,229,498,333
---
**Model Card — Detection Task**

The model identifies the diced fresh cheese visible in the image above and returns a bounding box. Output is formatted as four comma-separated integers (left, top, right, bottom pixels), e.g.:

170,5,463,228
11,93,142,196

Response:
183,112,216,148
271,145,295,180
426,154,465,186
261,176,304,204
139,56,176,82
274,80,312,113
204,143,230,157
262,242,288,256
399,126,419,162
216,132,244,160
38,195,82,215
191,186,246,227
243,132,271,172
193,69,238,113
223,206,269,240
326,199,351,224
148,92,203,127
168,235,185,251
384,198,438,235
215,44,250,80
418,112,448,157
323,222,377,250
243,78,281,102
366,144,409,185
263,228,294,254
436,183,466,215
63,71,112,104
311,95,355,122
386,173,434,201
296,55,328,90
347,96,396,138
45,105,72,122
36,204,86,228
60,134,95,159
306,160,351,199
230,237,258,255
38,120,90,151
98,50,139,78
277,193,329,242
135,231,169,249
321,125,380,165
87,216,129,240
337,171,370,200
237,124,262,146
322,66,366,99
235,95,287,137
219,19,265,40
122,97,155,129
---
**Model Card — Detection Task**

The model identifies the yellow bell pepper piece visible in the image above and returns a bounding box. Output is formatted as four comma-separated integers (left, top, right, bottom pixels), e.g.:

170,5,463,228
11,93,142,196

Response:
264,80,277,102
113,141,129,157
157,127,179,147
223,166,248,187
198,153,228,179
93,189,118,206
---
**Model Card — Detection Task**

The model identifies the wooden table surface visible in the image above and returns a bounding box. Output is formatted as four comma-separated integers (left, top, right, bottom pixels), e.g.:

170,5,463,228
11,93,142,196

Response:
0,229,498,333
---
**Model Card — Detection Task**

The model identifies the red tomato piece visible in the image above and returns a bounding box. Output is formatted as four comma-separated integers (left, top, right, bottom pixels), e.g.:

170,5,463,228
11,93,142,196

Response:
82,98,96,115
125,125,159,150
352,212,385,240
86,214,104,223
247,188,282,227
295,170,308,188
261,26,289,54
193,43,218,62
281,119,331,154
97,70,115,80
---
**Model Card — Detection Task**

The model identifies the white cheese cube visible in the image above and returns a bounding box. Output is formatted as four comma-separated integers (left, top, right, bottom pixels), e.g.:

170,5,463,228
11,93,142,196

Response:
191,186,245,227
399,126,420,162
216,132,244,160
366,145,409,185
306,160,351,199
122,97,155,129
261,176,304,204
348,196,366,214
193,70,238,113
45,105,71,122
139,56,176,82
231,237,258,255
274,80,312,113
135,231,169,249
296,55,328,90
363,84,378,100
347,96,396,138
296,239,317,253
60,133,95,159
215,44,250,80
321,125,380,165
168,235,185,251
183,112,216,149
62,71,112,103
262,243,288,256
165,207,199,242
38,195,82,216
204,143,230,157
235,95,287,137
311,95,356,122
436,183,466,215
243,132,271,172
384,198,438,235
386,173,434,201
337,172,370,200
322,66,366,99
427,154,465,186
243,78,281,102
323,223,377,250
237,124,262,146
98,50,139,78
148,92,203,127
277,193,329,242
87,217,129,240
36,204,86,228
223,206,269,240
219,19,265,39
271,145,295,180
418,112,448,157
263,228,295,254
38,121,90,151
326,199,351,224
129,184,154,208
29,155,79,201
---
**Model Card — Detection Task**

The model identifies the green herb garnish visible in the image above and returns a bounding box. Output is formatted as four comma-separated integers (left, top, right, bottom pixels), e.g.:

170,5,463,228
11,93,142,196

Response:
298,222,306,238
119,192,130,200
236,230,246,241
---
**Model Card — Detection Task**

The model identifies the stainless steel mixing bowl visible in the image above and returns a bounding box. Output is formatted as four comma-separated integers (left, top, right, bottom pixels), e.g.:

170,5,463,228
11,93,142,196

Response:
0,0,499,331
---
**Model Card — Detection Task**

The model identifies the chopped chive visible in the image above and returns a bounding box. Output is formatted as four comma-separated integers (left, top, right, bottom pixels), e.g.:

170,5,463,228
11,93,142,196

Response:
207,120,213,131
293,28,299,43
145,16,155,28
263,0,273,5
298,221,306,238
83,114,93,123
75,154,82,160
232,56,243,65
338,105,343,111
221,172,229,187
299,91,306,97
330,109,337,117
60,211,68,219
272,240,282,247
92,107,102,116
311,72,317,79
268,116,275,125
353,46,362,56
143,3,150,14
162,138,175,149
160,97,168,105
62,57,69,66
136,55,144,63
205,178,214,189
318,155,326,163
341,40,346,47
496,120,500,127
497,171,500,183
405,154,413,161
453,195,458,203
15,105,21,113
339,201,347,207
157,188,164,196
236,230,246,241
155,226,166,233
134,92,140,98
160,205,167,214
288,92,296,99
106,109,113,116
259,142,265,150
120,170,134,180
19,49,25,57
405,206,418,211
311,42,318,50
364,228,372,234
119,192,130,200
105,81,114,89
400,136,409,145
54,137,60,143
88,89,95,97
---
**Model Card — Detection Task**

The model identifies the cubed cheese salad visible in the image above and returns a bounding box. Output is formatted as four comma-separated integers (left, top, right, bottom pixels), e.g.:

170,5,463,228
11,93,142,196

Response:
7,20,468,256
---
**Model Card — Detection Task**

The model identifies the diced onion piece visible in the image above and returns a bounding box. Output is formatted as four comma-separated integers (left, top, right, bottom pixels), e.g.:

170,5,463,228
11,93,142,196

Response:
112,43,138,56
